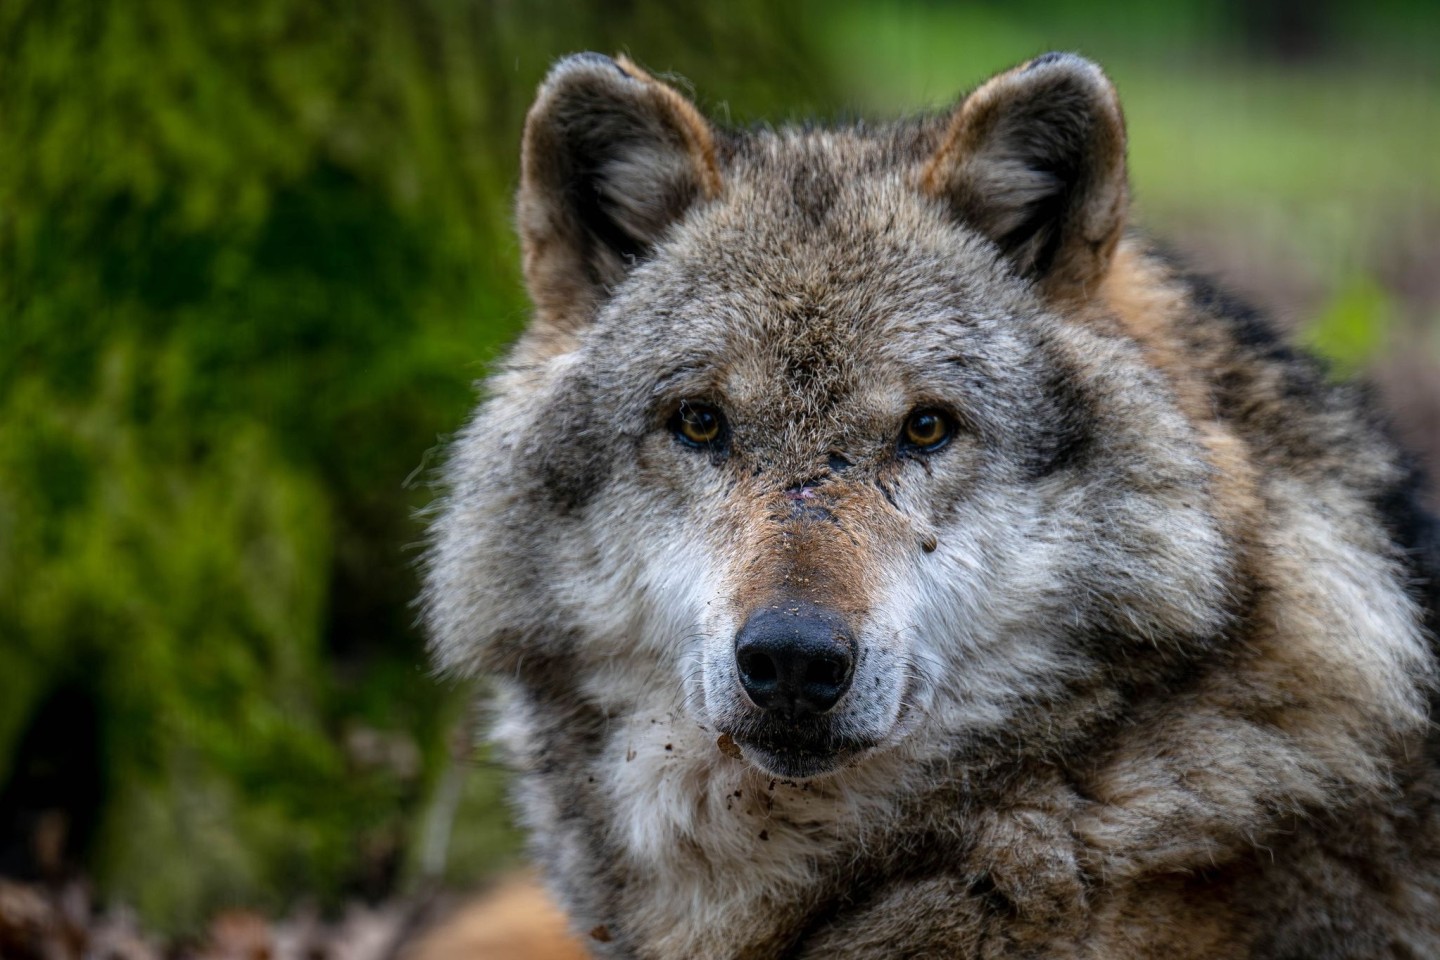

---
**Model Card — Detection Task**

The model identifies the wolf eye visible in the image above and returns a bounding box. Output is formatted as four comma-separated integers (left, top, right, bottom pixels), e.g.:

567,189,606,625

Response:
901,409,952,453
670,402,727,449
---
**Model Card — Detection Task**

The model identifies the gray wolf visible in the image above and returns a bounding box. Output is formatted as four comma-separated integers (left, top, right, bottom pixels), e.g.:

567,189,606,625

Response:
424,51,1440,958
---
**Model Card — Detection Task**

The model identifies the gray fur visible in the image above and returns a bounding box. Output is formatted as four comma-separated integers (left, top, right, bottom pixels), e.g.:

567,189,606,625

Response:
424,52,1440,958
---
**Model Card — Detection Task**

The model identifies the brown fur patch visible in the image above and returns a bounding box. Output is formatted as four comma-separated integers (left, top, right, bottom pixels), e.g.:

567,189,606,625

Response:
1098,240,1264,561
724,479,914,628
614,55,723,201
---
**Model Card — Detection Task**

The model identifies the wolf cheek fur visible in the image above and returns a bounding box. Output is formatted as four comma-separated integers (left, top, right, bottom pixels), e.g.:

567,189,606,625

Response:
424,51,1440,959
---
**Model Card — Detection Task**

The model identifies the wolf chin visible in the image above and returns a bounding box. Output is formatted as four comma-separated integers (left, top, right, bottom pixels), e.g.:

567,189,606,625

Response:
424,52,1440,958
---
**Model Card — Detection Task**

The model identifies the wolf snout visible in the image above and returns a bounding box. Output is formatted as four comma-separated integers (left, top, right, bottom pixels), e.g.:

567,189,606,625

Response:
734,603,857,716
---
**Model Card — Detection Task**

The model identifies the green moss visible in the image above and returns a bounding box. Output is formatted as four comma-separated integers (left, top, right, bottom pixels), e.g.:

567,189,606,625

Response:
0,0,838,933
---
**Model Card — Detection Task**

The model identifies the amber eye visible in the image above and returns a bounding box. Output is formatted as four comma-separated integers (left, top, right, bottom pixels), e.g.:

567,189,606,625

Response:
670,402,726,449
901,409,952,452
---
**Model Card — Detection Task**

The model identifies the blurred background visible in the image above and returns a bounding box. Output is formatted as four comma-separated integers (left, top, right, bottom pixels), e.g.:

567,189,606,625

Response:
1,0,1437,954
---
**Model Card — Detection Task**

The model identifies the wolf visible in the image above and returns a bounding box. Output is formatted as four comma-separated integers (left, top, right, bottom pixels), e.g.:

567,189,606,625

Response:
424,51,1440,958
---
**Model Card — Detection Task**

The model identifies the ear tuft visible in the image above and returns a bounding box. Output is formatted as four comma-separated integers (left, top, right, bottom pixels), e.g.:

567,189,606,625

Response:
921,53,1128,297
518,53,722,340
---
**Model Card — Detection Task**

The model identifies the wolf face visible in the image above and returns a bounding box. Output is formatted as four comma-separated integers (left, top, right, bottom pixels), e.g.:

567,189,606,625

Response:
425,51,1439,959
429,53,1230,780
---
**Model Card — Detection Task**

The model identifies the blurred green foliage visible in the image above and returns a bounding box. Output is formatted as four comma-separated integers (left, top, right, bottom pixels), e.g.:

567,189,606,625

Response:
1305,276,1397,374
0,0,1436,934
0,0,834,932
820,0,1439,262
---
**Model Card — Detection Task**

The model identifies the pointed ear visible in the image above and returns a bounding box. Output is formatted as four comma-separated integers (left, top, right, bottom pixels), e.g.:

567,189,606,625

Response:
518,53,722,337
920,53,1128,298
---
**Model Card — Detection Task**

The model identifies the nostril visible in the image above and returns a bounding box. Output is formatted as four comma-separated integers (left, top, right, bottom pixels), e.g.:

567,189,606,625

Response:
740,649,778,685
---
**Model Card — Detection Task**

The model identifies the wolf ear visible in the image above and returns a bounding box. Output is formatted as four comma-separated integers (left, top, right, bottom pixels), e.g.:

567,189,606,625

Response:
518,53,722,337
921,53,1128,298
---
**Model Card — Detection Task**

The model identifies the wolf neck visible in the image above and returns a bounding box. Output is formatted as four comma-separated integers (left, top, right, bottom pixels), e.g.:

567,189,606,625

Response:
499,688,913,958
513,585,1430,960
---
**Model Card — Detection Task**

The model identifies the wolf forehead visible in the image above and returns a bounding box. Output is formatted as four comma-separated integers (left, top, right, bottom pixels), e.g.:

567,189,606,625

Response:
594,120,1061,322
593,211,1042,396
534,143,1099,461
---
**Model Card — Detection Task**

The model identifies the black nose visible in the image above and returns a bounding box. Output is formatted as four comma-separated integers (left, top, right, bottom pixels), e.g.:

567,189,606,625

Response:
735,603,857,716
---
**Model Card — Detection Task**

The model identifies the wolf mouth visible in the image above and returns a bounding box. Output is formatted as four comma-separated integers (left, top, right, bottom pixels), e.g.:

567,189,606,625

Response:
737,743,866,779
722,717,877,778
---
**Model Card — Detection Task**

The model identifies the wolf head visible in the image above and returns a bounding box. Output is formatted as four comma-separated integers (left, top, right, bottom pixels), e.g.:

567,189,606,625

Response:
426,53,1235,780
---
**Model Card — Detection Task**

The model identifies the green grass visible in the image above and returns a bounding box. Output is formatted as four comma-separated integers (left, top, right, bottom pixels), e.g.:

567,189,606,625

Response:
819,1,1439,214
814,0,1439,356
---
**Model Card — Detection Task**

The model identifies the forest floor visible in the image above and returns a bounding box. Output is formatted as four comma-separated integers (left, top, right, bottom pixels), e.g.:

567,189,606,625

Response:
0,874,589,960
